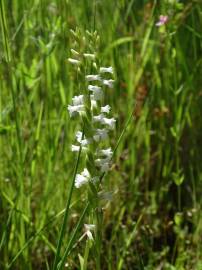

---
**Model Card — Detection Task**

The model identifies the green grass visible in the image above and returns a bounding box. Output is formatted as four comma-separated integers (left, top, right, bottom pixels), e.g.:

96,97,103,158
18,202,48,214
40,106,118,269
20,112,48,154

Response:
1,0,202,269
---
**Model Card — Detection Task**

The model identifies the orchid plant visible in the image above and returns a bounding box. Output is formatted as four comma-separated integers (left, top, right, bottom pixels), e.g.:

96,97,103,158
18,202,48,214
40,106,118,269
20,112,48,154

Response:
54,29,116,269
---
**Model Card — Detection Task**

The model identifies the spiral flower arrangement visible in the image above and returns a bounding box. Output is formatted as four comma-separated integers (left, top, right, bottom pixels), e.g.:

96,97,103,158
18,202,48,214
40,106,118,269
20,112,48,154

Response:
67,31,116,192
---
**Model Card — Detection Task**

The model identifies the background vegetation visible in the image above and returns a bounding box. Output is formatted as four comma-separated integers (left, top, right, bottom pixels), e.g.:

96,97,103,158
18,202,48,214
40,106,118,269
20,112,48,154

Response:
1,0,202,269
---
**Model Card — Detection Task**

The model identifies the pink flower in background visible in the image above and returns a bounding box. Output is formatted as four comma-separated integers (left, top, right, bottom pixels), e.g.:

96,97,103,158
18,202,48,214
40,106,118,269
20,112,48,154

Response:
155,15,168,27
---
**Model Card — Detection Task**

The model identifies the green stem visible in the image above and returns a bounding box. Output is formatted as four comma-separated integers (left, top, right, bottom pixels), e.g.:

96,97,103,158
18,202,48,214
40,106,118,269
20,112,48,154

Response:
0,0,27,262
95,208,102,270
52,144,83,269
82,235,91,270
57,203,90,270
112,109,134,158
0,0,11,62
7,207,66,269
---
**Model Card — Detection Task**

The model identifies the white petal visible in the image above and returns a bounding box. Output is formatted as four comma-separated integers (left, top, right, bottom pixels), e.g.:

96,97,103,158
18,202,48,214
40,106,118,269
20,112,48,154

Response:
99,66,113,74
86,230,94,240
67,105,85,117
103,117,116,129
68,58,81,65
93,135,100,142
83,53,95,60
101,105,111,114
88,85,102,92
100,163,110,172
71,145,87,152
95,158,110,172
75,174,88,188
89,87,103,100
76,131,83,142
93,129,108,141
67,105,76,117
82,168,90,178
75,168,90,188
102,79,114,88
93,114,104,123
80,138,92,146
71,145,80,152
99,148,113,158
84,224,95,241
72,95,84,106
86,75,101,81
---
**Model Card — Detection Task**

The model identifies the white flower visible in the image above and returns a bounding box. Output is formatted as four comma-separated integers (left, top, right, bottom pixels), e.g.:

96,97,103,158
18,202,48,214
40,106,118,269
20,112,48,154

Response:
75,131,92,146
93,114,104,123
84,224,95,240
86,75,101,81
95,158,110,172
93,128,108,142
80,138,92,146
102,117,116,129
102,79,114,88
82,168,90,177
68,58,81,65
71,145,87,152
76,131,83,142
99,148,113,159
93,115,116,129
75,174,88,188
68,96,85,117
99,66,113,74
88,85,102,92
67,105,85,117
71,145,80,152
101,105,111,114
84,53,95,60
75,168,90,188
72,95,84,106
88,85,103,100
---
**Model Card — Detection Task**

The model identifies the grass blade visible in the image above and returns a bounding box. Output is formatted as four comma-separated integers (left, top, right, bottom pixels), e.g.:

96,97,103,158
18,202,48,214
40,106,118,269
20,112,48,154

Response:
57,202,90,270
52,140,83,269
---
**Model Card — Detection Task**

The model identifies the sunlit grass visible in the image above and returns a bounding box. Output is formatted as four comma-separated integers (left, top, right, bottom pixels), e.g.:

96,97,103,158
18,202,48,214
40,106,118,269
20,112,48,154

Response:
0,0,202,269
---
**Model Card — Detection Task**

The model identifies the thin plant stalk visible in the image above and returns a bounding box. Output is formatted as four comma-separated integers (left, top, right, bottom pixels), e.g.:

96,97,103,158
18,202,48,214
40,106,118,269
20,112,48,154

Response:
57,203,90,270
52,139,83,270
0,0,27,263
83,240,91,270
57,107,135,269
7,207,66,269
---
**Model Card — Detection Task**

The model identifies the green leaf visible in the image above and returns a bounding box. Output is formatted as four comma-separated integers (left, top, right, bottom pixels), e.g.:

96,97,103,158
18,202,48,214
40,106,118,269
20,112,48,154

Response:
172,171,185,186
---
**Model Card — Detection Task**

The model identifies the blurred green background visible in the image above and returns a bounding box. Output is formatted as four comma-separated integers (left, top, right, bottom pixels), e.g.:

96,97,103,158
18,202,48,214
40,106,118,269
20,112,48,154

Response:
1,0,202,269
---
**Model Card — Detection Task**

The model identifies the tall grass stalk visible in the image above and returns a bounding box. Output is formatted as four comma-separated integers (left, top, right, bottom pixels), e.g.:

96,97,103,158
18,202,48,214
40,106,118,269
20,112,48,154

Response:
53,141,83,269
